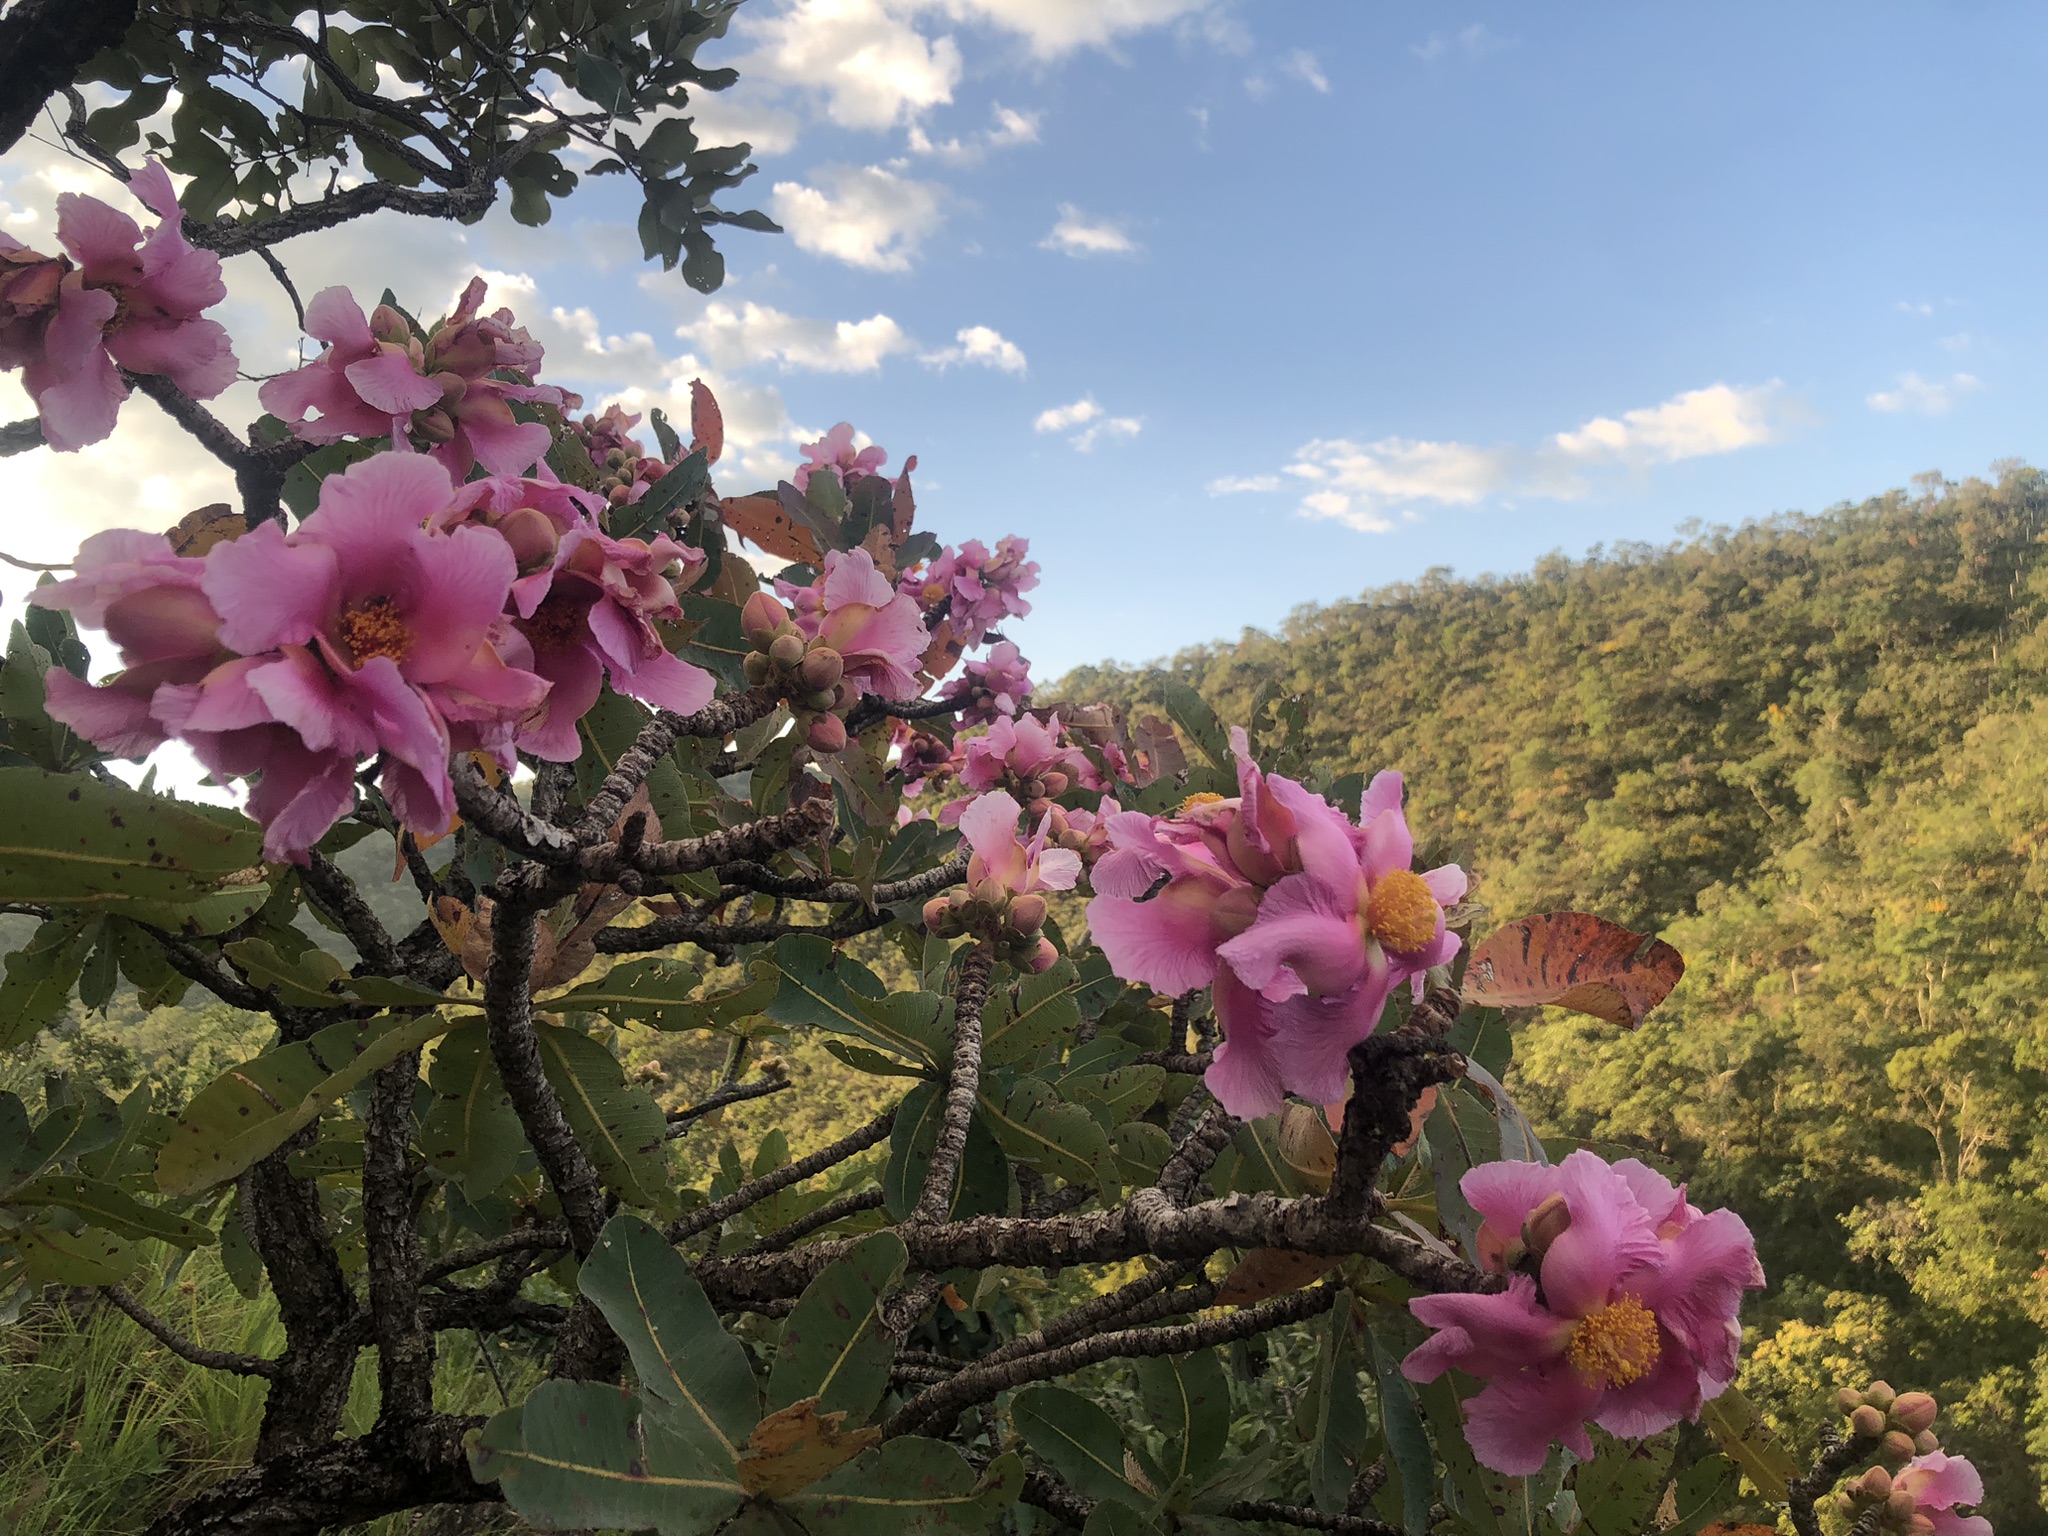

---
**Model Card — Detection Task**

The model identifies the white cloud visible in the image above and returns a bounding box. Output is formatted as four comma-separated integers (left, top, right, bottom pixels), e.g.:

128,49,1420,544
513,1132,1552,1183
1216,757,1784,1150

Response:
1895,299,1936,317
681,301,913,373
1283,50,1330,92
1257,381,1787,533
908,102,1042,163
1034,396,1139,450
925,0,1222,58
1866,371,1982,416
769,164,945,270
1412,23,1511,61
1549,382,1781,464
1040,203,1138,257
922,324,1027,373
688,89,804,156
740,0,962,131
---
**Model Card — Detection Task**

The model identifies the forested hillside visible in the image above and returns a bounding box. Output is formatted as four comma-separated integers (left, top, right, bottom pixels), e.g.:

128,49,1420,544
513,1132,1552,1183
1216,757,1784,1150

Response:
1052,464,2048,1524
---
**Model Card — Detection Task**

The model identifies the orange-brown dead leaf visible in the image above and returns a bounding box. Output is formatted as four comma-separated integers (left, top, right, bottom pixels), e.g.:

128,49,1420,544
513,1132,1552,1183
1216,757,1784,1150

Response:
723,493,823,565
1463,911,1685,1029
734,1399,880,1499
1391,1085,1438,1156
1277,1102,1338,1185
164,503,246,556
1217,1248,1340,1306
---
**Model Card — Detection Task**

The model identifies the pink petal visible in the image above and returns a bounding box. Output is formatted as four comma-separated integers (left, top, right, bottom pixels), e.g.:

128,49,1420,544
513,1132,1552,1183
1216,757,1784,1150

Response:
1458,1367,1600,1476
24,283,122,451
1422,862,1469,907
1033,846,1082,892
1086,883,1221,998
960,791,1028,889
55,193,142,283
1204,970,1285,1121
392,523,519,686
1264,773,1360,890
300,451,456,564
41,667,166,757
243,735,359,864
203,520,340,655
1898,1454,1987,1514
1217,873,1365,998
821,548,897,610
1268,976,1393,1105
303,286,375,350
515,640,604,762
1462,1160,1563,1246
1407,1277,1573,1379
1589,1321,1703,1439
1360,769,1405,823
1360,805,1414,883
344,348,445,413
608,643,715,717
246,648,381,758
1540,1150,1664,1319
1633,1208,1763,1382
451,390,550,476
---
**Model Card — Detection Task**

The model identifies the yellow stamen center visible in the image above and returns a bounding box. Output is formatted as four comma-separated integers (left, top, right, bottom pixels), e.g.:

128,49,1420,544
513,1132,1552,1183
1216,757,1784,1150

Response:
1566,1296,1662,1389
1176,791,1226,816
339,595,413,666
1365,868,1439,954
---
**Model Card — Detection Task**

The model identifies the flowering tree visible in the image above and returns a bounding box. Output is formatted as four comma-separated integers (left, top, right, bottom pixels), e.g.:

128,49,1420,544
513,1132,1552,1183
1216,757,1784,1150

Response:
0,9,1992,1536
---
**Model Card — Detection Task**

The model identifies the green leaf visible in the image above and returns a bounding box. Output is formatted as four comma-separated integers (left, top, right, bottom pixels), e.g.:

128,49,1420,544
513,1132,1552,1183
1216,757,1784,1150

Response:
1367,1327,1436,1536
1573,1431,1675,1536
218,1189,262,1298
977,1075,1114,1188
1060,1063,1165,1126
573,50,632,113
0,768,269,932
544,958,705,1031
16,1221,137,1285
1160,681,1232,773
785,1441,1021,1536
767,935,946,1065
820,1039,929,1079
767,1230,907,1423
983,958,1085,1066
535,1025,673,1213
1012,1386,1146,1509
1305,1293,1372,1514
882,1082,1008,1222
223,937,352,1008
578,1214,758,1455
1665,1452,1740,1536
614,449,709,539
6,1088,122,1187
676,593,752,688
1137,1349,1230,1494
473,1379,746,1535
1698,1387,1798,1504
156,1012,460,1195
420,1024,524,1199
1084,1504,1161,1536
3,1174,213,1247
2,623,74,769
0,914,98,1048
649,407,683,461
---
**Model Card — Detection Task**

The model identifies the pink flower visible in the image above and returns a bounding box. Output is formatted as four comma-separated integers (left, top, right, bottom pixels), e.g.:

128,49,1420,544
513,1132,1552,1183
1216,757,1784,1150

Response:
260,278,565,476
3,162,237,451
1212,768,1467,1107
894,727,957,795
941,712,1093,824
200,452,549,843
30,529,225,756
1895,1454,1993,1536
793,422,889,491
903,536,1038,646
777,549,928,700
959,790,1082,897
1401,1151,1766,1476
940,640,1034,723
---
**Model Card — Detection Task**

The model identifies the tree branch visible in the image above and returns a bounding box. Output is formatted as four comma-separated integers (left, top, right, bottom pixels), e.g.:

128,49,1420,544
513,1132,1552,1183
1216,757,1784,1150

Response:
664,1076,793,1138
1225,1502,1403,1536
667,1106,897,1244
1788,1426,1884,1536
735,1187,886,1257
101,1284,279,1378
914,944,992,1223
0,0,138,156
0,418,43,457
300,852,404,975
572,686,782,843
362,1052,435,1425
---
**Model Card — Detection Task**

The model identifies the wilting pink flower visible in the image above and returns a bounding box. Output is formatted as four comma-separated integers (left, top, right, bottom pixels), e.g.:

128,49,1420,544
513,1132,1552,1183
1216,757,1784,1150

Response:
574,404,670,510
940,640,1034,723
959,790,1082,897
793,421,889,491
903,537,1038,646
1402,1151,1765,1476
2,162,237,451
1895,1454,1993,1536
942,712,1093,824
895,727,957,794
200,452,549,842
1213,768,1466,1107
502,520,713,761
261,278,565,476
30,530,224,756
777,549,928,699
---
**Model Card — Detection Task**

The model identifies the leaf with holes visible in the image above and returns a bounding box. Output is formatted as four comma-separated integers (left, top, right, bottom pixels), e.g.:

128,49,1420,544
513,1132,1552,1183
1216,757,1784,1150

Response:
535,1025,673,1214
767,1231,907,1423
735,1399,881,1499
1137,1349,1230,1497
784,1439,1022,1536
419,1024,523,1199
15,1220,137,1285
1698,1388,1798,1503
3,1174,213,1247
1463,912,1685,1029
1573,1430,1676,1536
721,493,824,566
978,1074,1114,1189
544,958,705,1031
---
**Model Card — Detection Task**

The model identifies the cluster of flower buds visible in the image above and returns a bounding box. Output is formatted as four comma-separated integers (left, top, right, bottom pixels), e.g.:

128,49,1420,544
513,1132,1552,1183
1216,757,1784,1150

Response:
741,590,855,753
573,405,670,509
1837,1382,1943,1462
922,885,1058,973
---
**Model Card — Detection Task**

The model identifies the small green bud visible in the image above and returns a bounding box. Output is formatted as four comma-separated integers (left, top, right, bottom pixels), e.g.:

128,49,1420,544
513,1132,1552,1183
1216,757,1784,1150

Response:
769,633,805,667
743,651,772,685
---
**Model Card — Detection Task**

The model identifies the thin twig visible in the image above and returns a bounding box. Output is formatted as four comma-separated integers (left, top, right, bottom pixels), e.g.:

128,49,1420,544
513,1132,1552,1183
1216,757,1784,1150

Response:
101,1285,280,1378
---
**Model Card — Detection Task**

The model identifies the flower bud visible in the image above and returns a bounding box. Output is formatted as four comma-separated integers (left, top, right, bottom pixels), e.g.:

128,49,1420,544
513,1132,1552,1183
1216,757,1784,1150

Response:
431,368,468,405
414,407,457,443
806,714,847,754
1889,1392,1937,1435
606,448,628,468
973,878,1008,909
1913,1429,1940,1455
798,646,844,692
607,485,631,508
743,651,772,685
1879,1430,1916,1464
1905,1515,1936,1536
769,633,806,667
922,896,953,933
805,689,839,712
1008,894,1048,933
832,681,859,711
742,591,788,648
1021,778,1047,803
1885,1489,1918,1524
1210,884,1262,939
1863,1381,1897,1412
1520,1192,1573,1260
1850,1405,1887,1440
1850,1467,1893,1504
1026,936,1059,973
370,304,412,344
1837,1387,1866,1414
1045,807,1071,838
1039,769,1069,797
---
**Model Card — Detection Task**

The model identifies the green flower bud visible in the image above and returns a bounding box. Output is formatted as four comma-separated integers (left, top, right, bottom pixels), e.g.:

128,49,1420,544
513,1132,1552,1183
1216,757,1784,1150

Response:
769,633,806,667
741,591,788,649
1878,1430,1916,1464
1913,1429,1939,1455
1836,1387,1865,1414
799,646,845,692
1008,894,1048,933
1864,1382,1897,1412
743,651,772,685
1850,1467,1893,1504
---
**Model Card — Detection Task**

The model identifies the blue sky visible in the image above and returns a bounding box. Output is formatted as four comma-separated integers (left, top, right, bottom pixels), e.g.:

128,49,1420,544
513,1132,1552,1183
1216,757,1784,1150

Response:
3,0,2043,685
